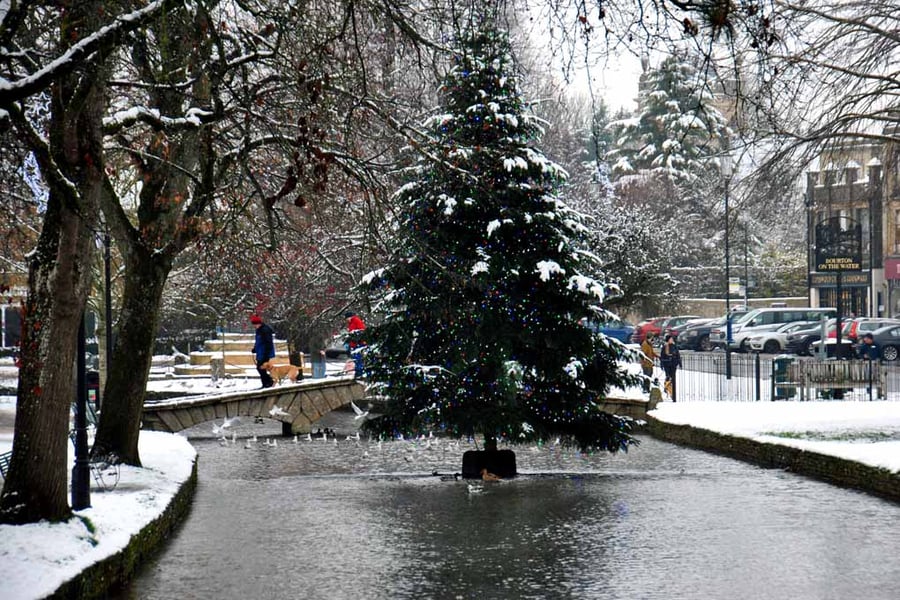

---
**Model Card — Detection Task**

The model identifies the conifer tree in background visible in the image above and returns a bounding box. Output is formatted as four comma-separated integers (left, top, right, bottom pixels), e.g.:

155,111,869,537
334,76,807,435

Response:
606,52,731,185
360,9,640,453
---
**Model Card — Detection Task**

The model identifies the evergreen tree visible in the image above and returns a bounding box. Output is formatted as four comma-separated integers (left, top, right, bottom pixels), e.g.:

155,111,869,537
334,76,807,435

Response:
605,51,732,283
606,52,731,185
360,15,639,453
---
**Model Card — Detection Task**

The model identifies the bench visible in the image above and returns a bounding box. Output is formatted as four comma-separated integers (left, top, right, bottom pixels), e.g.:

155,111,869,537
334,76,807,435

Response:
71,401,120,490
778,360,885,400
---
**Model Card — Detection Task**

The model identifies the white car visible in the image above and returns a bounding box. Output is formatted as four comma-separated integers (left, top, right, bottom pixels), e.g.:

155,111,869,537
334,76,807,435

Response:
747,321,817,354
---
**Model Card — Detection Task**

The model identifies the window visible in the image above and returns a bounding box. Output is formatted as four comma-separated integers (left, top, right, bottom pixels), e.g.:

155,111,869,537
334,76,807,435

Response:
894,209,900,254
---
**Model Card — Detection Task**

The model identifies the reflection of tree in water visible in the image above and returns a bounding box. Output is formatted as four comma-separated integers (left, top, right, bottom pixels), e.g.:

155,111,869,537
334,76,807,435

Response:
379,479,604,595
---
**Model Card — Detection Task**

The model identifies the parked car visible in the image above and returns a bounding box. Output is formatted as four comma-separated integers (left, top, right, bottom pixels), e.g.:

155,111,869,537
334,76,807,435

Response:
669,317,712,341
747,321,816,354
677,317,724,351
630,317,669,344
710,307,837,352
828,317,900,343
867,324,900,361
583,318,635,343
658,315,703,339
599,319,635,343
674,311,749,352
784,319,836,356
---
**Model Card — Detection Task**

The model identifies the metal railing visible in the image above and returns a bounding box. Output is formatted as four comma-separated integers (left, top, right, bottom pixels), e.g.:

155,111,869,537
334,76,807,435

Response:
668,351,900,402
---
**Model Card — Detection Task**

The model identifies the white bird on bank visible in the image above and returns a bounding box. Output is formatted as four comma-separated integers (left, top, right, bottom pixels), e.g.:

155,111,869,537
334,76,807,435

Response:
350,400,369,420
243,440,252,449
269,405,289,418
306,433,313,442
292,435,298,444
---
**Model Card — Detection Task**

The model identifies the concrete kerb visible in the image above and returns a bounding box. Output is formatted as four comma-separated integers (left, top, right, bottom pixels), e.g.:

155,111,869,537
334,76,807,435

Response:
645,415,900,504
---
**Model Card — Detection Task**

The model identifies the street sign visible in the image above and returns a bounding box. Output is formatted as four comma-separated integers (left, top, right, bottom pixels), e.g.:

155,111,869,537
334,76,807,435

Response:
814,216,862,272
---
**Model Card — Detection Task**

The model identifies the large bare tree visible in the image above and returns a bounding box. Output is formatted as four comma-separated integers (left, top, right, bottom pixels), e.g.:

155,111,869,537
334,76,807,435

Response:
0,0,113,524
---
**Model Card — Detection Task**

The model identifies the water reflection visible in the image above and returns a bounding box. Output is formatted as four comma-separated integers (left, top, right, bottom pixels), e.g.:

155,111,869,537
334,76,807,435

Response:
117,409,900,599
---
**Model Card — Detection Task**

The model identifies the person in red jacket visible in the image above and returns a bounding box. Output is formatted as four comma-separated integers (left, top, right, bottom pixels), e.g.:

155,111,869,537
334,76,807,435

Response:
345,311,366,377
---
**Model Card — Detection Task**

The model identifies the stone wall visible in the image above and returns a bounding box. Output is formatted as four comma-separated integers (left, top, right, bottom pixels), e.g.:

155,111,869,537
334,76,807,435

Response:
48,458,199,599
646,416,900,503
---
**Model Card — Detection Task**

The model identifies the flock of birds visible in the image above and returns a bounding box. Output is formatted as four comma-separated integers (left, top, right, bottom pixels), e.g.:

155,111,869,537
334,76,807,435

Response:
204,400,589,494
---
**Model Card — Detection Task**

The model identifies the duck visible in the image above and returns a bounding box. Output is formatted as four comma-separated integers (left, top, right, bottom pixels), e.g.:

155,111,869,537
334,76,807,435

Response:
480,468,502,482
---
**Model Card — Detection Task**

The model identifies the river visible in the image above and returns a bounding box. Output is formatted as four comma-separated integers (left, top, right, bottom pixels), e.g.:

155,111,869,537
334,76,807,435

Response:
116,409,900,599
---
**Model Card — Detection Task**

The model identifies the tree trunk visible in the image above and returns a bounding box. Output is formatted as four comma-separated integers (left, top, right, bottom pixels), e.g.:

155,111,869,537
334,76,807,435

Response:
0,205,97,523
91,252,170,466
0,0,107,524
90,6,217,465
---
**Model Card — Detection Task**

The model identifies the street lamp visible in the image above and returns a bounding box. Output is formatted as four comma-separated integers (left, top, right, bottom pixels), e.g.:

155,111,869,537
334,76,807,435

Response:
722,154,733,380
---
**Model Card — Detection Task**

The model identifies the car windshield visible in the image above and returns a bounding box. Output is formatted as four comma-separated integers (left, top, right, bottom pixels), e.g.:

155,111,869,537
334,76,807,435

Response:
732,310,759,324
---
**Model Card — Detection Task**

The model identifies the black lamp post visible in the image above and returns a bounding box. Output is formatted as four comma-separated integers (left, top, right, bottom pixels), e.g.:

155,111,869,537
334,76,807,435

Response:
71,315,91,510
723,154,733,380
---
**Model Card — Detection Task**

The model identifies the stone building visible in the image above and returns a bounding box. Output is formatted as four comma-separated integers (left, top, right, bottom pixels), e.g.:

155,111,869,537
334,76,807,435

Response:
805,124,900,316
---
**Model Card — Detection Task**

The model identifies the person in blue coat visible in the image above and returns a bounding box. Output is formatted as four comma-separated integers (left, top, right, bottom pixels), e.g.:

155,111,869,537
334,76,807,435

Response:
856,332,879,361
250,314,276,388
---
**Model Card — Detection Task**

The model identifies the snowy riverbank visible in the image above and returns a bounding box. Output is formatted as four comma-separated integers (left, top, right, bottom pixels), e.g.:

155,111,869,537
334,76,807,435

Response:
0,432,196,600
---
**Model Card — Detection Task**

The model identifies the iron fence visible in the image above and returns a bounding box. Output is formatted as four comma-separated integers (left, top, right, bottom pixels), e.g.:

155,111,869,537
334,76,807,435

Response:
667,351,900,402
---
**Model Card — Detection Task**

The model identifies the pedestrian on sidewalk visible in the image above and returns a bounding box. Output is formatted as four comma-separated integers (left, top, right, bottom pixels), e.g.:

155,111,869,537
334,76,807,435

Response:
659,334,681,402
250,314,276,388
640,333,658,393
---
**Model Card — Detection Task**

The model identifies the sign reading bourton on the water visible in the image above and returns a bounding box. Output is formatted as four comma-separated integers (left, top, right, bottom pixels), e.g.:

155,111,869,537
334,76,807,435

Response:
815,216,863,272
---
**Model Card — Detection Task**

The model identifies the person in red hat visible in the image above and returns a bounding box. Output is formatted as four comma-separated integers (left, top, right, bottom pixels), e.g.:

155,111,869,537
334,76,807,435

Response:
344,311,366,377
250,314,275,388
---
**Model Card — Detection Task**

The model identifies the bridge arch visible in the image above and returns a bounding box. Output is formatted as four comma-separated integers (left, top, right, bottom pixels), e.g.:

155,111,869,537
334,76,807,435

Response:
141,377,366,435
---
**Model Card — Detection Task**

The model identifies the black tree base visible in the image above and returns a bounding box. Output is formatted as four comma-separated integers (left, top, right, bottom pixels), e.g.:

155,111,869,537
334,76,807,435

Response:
462,449,517,479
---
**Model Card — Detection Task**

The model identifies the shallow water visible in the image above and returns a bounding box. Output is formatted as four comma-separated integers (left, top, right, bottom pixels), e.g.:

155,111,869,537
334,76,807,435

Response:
117,410,900,599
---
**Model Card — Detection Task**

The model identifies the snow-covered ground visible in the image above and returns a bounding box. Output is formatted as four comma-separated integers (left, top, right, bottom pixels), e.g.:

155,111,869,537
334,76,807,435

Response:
0,432,196,600
2,358,900,599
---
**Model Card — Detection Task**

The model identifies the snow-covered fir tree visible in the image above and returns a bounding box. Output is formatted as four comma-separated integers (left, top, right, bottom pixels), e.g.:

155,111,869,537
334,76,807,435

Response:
606,51,731,185
360,13,640,452
605,51,733,284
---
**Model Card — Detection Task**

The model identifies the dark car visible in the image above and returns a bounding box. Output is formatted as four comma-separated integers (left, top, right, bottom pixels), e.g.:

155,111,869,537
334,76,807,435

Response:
676,311,748,352
863,324,900,361
676,316,724,351
658,315,703,339
324,332,350,359
784,319,835,356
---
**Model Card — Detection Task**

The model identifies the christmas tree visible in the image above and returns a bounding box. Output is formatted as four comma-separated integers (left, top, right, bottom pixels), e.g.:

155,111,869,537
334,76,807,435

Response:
360,13,640,453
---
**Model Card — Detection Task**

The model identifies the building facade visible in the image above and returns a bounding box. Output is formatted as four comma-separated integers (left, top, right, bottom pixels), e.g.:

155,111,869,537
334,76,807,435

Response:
806,129,900,316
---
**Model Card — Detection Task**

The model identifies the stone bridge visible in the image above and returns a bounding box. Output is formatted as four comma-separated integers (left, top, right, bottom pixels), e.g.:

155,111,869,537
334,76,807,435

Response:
141,376,366,436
